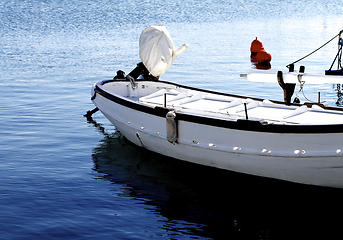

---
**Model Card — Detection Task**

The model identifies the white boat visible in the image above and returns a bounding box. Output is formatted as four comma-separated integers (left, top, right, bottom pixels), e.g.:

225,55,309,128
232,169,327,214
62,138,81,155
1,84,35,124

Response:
89,25,343,188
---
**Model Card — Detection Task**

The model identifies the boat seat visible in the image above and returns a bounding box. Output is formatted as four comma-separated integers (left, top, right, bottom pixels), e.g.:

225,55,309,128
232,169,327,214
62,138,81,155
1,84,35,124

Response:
179,93,203,105
220,99,259,114
167,92,189,102
235,100,260,113
283,105,308,119
141,89,167,101
170,93,239,112
139,89,181,104
219,99,243,111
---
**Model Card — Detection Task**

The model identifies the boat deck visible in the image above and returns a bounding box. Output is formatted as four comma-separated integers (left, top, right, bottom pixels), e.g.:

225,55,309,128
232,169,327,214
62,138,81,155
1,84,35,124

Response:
138,88,343,125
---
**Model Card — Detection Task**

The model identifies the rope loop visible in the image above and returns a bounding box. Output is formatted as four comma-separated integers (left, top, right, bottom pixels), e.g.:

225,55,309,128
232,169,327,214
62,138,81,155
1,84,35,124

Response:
296,74,326,104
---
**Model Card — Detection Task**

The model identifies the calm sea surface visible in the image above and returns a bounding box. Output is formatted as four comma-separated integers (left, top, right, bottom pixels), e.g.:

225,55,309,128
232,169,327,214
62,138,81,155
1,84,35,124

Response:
1,0,343,239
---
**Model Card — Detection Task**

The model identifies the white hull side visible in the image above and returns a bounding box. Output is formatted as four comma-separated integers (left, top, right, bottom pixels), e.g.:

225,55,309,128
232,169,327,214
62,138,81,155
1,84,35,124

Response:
94,93,343,188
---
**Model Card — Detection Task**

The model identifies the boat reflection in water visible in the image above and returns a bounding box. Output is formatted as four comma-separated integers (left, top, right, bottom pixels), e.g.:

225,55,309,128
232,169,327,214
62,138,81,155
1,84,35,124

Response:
89,118,343,239
335,84,343,106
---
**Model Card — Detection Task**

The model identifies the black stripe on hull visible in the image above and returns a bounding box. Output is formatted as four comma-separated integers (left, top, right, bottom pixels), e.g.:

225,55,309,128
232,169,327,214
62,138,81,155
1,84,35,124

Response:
94,80,343,134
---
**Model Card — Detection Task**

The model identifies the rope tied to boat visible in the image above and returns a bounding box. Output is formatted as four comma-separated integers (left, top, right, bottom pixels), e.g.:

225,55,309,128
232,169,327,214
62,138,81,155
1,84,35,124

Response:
286,31,342,69
296,74,326,104
297,74,305,91
126,75,138,90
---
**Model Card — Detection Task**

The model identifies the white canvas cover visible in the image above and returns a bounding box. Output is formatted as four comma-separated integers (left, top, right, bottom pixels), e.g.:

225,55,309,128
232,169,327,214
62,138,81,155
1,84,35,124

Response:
139,24,189,77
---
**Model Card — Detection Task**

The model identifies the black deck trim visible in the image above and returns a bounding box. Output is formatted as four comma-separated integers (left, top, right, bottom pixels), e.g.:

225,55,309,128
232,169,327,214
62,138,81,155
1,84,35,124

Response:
94,80,343,134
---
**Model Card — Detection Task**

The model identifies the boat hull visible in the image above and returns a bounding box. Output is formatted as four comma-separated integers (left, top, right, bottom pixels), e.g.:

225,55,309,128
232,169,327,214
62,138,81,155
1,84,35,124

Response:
92,80,343,188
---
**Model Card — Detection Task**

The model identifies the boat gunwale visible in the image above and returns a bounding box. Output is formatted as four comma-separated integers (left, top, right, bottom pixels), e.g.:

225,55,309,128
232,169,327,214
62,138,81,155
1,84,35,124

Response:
93,79,343,134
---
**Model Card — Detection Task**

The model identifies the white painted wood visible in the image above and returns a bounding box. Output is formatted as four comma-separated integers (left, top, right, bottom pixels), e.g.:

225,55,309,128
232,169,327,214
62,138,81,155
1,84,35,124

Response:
93,80,343,188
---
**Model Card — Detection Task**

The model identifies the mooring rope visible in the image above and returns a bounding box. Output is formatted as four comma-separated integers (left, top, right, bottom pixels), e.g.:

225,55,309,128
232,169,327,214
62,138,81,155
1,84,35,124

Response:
296,75,326,104
286,31,341,69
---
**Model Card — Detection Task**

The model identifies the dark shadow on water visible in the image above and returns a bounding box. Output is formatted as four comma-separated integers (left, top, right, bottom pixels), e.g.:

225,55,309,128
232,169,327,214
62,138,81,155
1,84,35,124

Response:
89,118,343,240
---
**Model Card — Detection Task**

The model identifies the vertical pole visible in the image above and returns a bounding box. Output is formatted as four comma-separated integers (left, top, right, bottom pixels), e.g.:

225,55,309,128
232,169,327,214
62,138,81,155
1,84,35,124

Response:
244,103,248,120
289,64,294,72
318,92,321,103
164,93,167,108
338,31,342,70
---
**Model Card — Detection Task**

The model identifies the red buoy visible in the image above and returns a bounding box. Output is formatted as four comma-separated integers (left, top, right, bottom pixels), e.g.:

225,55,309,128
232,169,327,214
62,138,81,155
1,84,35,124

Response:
256,49,272,63
250,37,264,55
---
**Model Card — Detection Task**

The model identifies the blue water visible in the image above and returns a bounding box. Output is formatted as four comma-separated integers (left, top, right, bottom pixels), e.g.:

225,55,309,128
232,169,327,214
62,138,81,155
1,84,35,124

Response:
1,0,343,239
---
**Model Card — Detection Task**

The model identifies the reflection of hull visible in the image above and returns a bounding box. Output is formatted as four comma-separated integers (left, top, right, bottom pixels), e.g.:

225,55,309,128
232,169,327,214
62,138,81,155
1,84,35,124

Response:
92,79,343,188
91,132,343,240
92,133,239,236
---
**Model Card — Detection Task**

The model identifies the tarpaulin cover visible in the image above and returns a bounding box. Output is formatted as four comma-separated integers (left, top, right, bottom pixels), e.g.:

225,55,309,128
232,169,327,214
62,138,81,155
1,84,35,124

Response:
139,24,189,77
